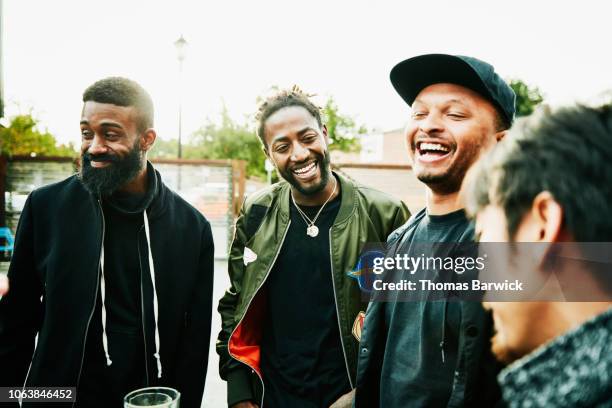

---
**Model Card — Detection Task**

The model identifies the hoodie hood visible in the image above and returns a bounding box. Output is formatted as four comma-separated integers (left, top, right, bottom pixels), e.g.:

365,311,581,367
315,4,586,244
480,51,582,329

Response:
103,161,167,218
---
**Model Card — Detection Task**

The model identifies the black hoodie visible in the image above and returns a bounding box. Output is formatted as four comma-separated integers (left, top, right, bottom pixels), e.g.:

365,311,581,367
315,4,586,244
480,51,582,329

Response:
77,166,158,407
0,162,214,407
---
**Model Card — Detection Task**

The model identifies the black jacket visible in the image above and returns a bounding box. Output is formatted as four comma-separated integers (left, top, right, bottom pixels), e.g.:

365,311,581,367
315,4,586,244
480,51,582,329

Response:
0,165,214,407
355,210,502,407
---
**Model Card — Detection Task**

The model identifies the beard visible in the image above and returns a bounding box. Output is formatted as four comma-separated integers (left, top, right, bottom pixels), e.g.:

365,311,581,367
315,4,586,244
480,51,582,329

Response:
415,168,465,195
277,150,332,196
79,141,144,196
413,152,480,196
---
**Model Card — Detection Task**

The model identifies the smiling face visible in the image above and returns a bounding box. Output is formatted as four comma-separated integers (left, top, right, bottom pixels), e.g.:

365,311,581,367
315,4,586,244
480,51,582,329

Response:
263,105,332,197
79,101,147,195
405,83,502,194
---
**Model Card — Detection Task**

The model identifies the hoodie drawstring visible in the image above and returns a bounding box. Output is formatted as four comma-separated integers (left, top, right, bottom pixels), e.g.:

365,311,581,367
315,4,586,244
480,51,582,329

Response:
143,210,163,378
99,210,163,379
100,246,112,367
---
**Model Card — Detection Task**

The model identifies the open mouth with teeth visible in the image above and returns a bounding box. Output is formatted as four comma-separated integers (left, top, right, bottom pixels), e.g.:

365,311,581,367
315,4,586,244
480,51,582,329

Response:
90,160,113,168
292,160,318,180
416,141,452,163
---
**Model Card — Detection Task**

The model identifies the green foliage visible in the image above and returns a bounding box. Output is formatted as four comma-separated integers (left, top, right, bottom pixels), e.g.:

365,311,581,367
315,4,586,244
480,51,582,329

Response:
322,97,364,152
150,93,367,179
149,137,182,159
189,108,266,179
509,79,544,117
150,107,267,179
0,114,76,157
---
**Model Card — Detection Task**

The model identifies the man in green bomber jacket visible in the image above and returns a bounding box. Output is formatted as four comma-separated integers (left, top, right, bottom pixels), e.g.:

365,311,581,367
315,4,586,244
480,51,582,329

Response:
216,87,410,408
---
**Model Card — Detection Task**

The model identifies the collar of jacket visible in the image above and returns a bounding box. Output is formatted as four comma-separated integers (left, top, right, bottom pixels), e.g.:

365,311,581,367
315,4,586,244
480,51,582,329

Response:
498,306,612,406
90,161,169,220
275,171,356,225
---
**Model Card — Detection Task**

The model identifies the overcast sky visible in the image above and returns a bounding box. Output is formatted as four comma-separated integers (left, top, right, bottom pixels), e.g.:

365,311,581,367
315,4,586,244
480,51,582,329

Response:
3,0,612,145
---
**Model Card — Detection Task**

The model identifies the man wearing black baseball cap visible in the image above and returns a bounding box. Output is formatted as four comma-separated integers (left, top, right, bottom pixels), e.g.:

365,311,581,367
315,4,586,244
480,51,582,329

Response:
354,54,515,407
390,54,515,127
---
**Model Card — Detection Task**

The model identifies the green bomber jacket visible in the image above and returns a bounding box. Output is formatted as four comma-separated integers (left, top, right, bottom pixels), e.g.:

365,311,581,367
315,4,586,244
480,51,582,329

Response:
216,172,410,406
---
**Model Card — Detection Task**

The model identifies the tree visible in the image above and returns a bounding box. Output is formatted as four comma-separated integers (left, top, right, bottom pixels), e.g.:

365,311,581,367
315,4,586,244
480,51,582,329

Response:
149,137,182,159
0,113,76,157
150,92,369,179
187,107,266,179
323,97,365,152
149,108,267,179
509,79,544,117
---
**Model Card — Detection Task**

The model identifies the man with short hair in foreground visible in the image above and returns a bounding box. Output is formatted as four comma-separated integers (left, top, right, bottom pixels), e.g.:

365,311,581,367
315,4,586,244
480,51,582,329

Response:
465,103,612,407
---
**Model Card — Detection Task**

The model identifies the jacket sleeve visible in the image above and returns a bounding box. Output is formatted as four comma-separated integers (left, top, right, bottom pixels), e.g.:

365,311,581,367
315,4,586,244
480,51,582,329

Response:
216,199,256,405
174,221,215,407
390,201,411,235
0,193,44,388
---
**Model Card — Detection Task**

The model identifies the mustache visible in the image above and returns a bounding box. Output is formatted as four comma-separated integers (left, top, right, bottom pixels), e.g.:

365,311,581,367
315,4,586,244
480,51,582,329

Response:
83,152,119,163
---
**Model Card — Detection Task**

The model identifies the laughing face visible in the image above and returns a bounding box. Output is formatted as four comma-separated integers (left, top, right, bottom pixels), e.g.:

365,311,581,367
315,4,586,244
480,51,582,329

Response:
405,83,503,194
263,105,332,197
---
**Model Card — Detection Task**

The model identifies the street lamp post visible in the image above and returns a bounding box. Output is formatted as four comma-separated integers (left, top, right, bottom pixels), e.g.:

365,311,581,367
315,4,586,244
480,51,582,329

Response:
174,35,187,159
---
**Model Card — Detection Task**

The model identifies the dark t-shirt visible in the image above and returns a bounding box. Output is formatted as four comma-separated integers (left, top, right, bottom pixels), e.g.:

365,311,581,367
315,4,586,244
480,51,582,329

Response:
380,208,474,407
260,186,351,408
76,193,147,407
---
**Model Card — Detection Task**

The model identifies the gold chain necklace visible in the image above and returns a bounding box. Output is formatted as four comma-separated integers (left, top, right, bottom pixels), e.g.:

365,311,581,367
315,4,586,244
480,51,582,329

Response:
291,177,337,237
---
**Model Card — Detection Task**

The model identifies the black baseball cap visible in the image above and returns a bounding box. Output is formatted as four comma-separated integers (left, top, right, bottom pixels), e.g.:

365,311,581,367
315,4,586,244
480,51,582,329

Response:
390,54,516,125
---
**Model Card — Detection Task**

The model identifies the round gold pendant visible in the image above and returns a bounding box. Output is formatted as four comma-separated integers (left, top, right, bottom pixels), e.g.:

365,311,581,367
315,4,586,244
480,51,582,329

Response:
306,225,319,237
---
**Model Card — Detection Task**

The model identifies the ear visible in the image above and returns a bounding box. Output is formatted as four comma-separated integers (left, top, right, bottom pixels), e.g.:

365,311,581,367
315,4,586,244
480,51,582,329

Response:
495,129,508,143
530,191,563,243
140,128,157,152
322,124,330,146
263,147,279,170
263,145,272,160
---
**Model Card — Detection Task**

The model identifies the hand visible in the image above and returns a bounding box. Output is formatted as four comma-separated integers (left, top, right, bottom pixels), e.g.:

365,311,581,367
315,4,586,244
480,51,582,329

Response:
0,275,8,297
231,401,259,408
329,389,355,408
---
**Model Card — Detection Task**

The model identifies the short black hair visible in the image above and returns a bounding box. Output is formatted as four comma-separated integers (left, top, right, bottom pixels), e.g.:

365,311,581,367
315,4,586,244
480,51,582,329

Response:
82,77,154,133
466,102,612,242
255,86,322,148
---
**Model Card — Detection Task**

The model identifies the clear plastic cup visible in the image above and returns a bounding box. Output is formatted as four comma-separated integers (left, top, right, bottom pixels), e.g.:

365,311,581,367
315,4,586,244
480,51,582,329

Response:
124,387,180,408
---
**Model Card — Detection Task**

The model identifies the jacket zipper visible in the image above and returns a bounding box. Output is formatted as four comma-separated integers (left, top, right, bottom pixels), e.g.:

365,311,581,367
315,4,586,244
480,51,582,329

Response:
328,227,354,389
137,226,151,384
227,220,291,408
72,199,105,406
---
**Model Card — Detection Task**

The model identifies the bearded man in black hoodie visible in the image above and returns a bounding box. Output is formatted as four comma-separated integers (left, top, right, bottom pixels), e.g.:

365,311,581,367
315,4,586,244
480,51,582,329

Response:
0,77,214,407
